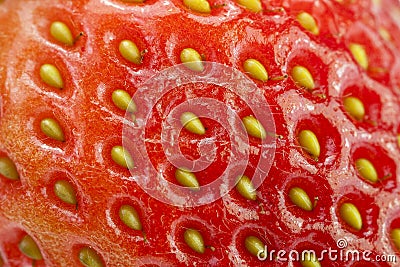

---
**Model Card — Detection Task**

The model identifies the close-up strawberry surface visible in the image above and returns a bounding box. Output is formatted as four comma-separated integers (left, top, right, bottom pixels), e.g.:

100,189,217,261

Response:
1,0,400,266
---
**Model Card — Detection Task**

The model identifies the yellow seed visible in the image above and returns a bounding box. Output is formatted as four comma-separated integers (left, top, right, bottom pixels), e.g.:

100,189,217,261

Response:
349,43,368,70
242,116,267,139
397,134,400,147
379,27,391,41
111,146,134,169
40,118,65,142
237,0,262,12
0,157,19,180
298,130,320,159
301,252,321,267
184,229,205,253
291,66,315,91
244,236,265,258
18,235,43,261
243,59,268,82
391,228,400,251
343,96,365,121
180,112,205,135
119,40,142,64
40,64,64,89
78,247,104,267
54,180,77,205
339,202,362,231
236,175,257,200
180,48,204,72
183,0,211,13
50,21,74,45
355,158,378,183
112,89,137,113
296,12,319,35
175,168,200,190
119,205,143,231
289,187,313,211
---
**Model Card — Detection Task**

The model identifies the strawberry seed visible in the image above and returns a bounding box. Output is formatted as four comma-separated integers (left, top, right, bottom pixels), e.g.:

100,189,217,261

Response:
18,235,43,261
180,48,204,72
119,205,143,231
78,247,104,267
112,89,137,113
40,64,64,89
175,168,200,190
183,0,211,13
289,187,313,211
184,228,205,253
235,175,257,200
339,202,362,231
0,156,19,180
180,112,205,135
242,115,266,140
244,235,265,258
296,12,319,35
111,146,134,169
355,158,378,183
119,40,142,65
291,66,315,91
40,118,65,142
243,59,268,82
50,21,74,46
54,180,77,205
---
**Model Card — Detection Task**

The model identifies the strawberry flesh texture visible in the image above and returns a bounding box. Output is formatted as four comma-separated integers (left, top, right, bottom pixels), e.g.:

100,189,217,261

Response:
0,0,400,266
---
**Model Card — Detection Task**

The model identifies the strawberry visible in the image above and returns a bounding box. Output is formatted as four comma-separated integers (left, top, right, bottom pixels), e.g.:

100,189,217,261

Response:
0,0,400,266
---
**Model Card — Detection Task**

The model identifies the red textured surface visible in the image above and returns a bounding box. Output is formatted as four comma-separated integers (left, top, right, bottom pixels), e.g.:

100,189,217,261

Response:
0,0,400,266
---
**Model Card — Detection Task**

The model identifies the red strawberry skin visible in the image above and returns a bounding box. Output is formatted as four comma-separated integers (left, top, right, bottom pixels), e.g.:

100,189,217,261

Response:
0,0,400,266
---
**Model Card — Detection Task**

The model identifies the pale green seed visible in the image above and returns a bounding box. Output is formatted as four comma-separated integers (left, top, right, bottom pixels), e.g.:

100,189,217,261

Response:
119,40,141,64
111,146,134,169
298,130,320,159
18,235,43,261
111,89,137,113
78,247,104,267
289,187,313,211
291,66,315,91
296,12,319,35
301,251,321,267
54,180,77,205
40,64,64,89
243,59,268,82
237,0,262,12
242,116,267,139
175,168,200,190
50,21,74,45
244,236,265,258
180,112,205,135
0,157,19,180
339,202,362,231
391,228,400,251
183,0,211,13
184,229,205,253
119,205,143,231
355,158,378,183
40,118,65,142
180,48,204,72
343,96,365,121
349,43,368,70
236,175,257,200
